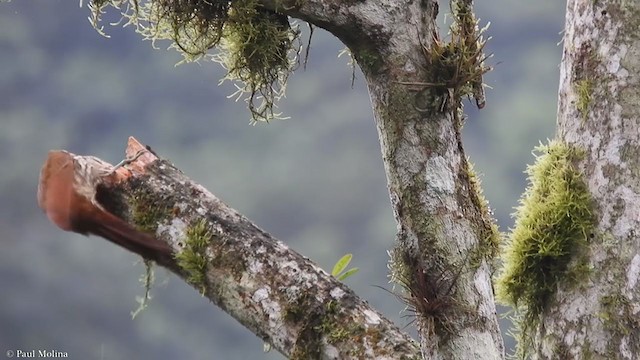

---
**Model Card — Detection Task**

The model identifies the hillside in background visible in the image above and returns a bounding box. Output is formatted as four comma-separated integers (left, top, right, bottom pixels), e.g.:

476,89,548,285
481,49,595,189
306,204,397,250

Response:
0,2,564,358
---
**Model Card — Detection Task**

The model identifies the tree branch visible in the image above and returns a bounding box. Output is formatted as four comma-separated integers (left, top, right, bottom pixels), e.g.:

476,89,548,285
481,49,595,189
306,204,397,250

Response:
88,137,420,359
261,0,390,48
81,0,501,357
259,0,437,74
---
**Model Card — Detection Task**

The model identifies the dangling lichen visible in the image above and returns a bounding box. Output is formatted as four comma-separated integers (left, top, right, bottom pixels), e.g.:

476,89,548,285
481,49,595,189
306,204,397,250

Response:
87,0,301,122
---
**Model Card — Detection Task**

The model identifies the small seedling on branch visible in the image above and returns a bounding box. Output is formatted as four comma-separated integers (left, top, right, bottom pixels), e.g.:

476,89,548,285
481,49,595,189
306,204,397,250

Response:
331,253,359,281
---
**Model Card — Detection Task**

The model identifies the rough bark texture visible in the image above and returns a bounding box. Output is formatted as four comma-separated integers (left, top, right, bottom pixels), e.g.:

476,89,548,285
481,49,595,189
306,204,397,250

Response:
80,0,507,358
542,0,640,358
65,0,640,358
258,1,504,358
98,138,420,359
245,0,503,358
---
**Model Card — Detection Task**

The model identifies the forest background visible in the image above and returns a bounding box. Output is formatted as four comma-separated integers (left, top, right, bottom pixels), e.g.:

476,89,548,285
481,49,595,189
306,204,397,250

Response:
0,1,564,358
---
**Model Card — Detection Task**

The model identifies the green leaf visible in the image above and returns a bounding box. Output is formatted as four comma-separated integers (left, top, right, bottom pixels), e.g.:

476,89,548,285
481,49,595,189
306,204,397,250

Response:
331,253,353,277
337,267,359,281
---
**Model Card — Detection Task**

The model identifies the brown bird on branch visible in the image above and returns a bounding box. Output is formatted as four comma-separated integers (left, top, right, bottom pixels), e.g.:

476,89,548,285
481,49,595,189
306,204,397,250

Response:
37,150,173,266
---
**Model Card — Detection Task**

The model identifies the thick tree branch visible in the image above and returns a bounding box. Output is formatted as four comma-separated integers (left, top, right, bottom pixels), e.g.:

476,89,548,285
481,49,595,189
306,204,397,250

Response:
87,137,420,359
260,0,437,75
83,0,501,357
262,0,397,48
262,0,501,357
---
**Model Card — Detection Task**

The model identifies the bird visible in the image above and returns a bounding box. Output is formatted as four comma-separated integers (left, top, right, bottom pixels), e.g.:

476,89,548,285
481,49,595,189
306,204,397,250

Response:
37,150,173,267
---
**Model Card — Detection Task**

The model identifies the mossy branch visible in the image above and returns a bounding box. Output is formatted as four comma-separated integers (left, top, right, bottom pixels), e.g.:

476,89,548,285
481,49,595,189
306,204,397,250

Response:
86,138,421,359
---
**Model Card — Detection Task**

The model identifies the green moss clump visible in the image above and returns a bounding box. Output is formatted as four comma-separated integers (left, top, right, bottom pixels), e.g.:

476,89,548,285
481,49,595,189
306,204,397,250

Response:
175,219,213,294
130,193,170,233
576,78,594,120
89,0,300,122
111,175,173,233
495,140,595,357
465,160,501,270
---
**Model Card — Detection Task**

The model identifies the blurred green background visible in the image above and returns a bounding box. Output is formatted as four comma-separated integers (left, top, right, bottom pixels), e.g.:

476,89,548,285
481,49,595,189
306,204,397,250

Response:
0,1,565,358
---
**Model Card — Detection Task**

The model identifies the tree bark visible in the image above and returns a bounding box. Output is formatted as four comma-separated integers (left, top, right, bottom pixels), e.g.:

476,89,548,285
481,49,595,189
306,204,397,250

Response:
79,0,506,358
257,0,504,358
535,1,640,358
46,0,640,357
96,138,421,359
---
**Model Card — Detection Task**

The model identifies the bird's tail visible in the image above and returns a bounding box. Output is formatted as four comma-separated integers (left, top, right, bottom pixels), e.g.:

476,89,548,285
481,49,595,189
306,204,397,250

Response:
89,210,174,267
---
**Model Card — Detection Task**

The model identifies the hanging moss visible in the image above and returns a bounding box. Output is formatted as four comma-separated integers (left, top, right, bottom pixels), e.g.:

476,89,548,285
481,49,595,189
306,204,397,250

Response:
495,140,596,358
88,0,300,122
217,0,298,121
